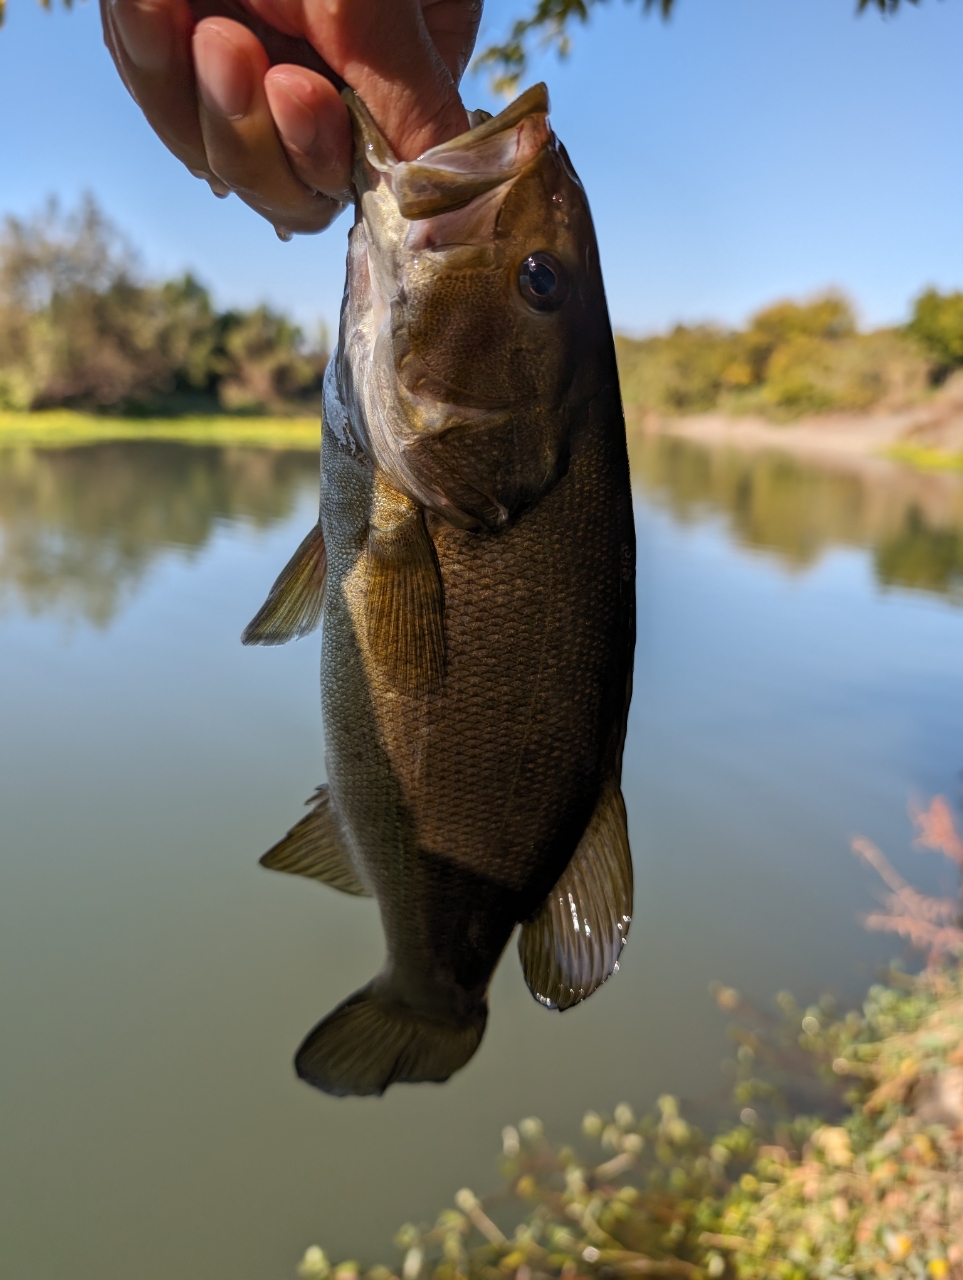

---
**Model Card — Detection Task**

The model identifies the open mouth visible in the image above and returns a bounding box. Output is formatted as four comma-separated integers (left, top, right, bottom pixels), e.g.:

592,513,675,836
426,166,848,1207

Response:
346,83,552,222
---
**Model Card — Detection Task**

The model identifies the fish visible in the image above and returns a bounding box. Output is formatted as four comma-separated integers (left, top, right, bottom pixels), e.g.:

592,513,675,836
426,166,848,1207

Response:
243,82,636,1097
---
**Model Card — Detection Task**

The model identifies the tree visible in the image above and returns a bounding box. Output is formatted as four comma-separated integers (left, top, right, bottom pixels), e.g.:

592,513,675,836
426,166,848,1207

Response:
0,196,328,413
474,0,926,92
906,288,963,382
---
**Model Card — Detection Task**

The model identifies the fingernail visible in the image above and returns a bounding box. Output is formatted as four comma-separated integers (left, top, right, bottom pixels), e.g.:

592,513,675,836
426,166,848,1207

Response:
111,0,171,74
266,76,318,155
194,26,252,120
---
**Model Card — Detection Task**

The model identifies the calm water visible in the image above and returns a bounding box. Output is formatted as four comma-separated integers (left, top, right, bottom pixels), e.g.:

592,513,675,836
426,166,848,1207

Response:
2,438,962,1280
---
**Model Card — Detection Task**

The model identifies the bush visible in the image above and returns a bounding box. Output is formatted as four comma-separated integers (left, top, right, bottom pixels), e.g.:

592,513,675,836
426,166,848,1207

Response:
615,326,743,415
616,292,930,420
0,197,327,414
906,289,963,382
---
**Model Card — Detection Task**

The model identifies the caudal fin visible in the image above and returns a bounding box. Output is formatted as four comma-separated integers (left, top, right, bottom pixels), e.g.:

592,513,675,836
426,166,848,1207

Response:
294,984,485,1097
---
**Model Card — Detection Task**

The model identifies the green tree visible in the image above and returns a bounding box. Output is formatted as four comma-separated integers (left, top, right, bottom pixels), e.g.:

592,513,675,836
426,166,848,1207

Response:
0,196,328,414
905,288,963,382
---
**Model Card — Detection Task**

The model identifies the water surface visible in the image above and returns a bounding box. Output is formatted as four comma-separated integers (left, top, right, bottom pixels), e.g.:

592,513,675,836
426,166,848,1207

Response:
2,438,962,1280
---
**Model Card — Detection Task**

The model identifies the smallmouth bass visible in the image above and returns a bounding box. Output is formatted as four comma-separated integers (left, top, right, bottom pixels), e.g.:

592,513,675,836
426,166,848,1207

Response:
245,83,636,1097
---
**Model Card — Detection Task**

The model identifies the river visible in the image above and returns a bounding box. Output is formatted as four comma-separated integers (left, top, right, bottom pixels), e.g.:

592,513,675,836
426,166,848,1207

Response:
2,436,961,1279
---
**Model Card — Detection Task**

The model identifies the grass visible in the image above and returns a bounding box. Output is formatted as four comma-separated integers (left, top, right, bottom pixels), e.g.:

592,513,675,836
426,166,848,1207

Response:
0,410,320,451
884,443,963,473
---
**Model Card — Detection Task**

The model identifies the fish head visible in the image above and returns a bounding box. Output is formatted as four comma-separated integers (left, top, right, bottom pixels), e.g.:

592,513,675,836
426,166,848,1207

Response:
339,84,615,532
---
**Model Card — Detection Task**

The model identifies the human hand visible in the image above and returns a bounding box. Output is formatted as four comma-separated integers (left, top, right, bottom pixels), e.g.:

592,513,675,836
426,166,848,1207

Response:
101,0,483,236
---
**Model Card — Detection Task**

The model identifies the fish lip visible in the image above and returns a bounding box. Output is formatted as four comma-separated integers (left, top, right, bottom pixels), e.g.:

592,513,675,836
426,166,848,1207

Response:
342,83,553,220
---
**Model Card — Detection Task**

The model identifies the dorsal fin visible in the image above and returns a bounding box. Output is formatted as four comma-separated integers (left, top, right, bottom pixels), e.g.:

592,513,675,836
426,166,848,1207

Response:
364,473,445,697
519,780,632,1011
260,785,370,897
241,519,326,646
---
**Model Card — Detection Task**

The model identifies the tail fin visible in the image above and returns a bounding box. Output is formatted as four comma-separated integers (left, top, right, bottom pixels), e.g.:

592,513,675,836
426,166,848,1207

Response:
294,983,486,1097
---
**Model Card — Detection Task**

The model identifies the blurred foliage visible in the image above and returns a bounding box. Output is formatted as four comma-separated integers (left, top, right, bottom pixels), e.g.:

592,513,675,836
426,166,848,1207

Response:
875,509,963,597
0,197,328,415
630,434,963,600
476,0,924,91
0,442,317,624
616,293,932,421
906,290,963,383
298,800,963,1280
0,409,319,449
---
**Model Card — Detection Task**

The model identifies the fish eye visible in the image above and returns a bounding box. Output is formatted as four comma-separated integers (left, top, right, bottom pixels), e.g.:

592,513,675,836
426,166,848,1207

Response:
517,253,568,312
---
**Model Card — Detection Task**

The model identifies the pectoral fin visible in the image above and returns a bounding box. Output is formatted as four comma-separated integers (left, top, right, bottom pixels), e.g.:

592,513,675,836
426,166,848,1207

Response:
261,785,370,897
242,520,326,646
519,780,633,1011
365,474,445,697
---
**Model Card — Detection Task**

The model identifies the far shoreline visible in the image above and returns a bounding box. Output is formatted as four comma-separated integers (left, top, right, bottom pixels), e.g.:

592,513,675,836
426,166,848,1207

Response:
625,392,963,478
3,402,963,478
0,410,321,452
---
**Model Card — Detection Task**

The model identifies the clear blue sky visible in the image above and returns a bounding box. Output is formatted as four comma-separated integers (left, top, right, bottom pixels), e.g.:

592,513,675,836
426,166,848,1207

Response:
1,0,961,337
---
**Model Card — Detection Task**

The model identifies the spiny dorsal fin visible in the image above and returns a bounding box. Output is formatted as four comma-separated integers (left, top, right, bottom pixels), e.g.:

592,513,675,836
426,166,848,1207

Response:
260,785,370,897
519,780,632,1011
242,520,326,646
365,474,445,697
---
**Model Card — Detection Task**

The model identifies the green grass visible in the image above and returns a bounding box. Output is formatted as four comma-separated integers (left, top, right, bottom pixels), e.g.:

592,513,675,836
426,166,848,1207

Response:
0,410,320,451
884,443,963,472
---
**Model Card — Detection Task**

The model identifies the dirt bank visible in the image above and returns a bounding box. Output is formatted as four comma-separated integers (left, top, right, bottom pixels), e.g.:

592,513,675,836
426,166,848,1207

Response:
625,375,963,475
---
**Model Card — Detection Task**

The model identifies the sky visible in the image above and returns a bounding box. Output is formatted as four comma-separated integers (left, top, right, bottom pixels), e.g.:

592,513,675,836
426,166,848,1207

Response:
0,0,961,337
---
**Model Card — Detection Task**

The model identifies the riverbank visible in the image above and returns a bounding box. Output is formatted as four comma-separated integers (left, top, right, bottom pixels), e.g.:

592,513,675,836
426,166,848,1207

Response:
627,376,963,476
4,392,963,476
0,410,319,450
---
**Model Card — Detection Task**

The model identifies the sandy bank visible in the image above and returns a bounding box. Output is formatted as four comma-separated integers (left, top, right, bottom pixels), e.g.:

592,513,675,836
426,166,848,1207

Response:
626,376,963,475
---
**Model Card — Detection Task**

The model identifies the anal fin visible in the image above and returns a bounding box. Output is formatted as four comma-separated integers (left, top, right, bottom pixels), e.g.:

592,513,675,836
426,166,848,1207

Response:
365,474,445,697
242,520,326,646
260,784,370,897
519,779,632,1011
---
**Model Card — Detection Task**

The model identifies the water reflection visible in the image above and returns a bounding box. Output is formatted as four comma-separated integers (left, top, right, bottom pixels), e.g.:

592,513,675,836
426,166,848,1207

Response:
2,438,962,627
630,433,963,599
0,443,317,624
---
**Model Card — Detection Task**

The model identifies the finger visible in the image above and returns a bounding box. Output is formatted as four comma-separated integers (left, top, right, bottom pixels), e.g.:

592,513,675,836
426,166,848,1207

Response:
101,0,227,192
193,18,345,234
421,0,483,85
263,65,352,199
237,0,469,160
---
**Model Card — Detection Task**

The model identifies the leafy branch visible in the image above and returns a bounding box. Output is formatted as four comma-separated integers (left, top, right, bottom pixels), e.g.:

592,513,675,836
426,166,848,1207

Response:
475,0,924,93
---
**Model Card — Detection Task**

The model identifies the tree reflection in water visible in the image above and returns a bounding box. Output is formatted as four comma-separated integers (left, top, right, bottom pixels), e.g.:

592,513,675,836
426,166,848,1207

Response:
1,437,961,627
630,433,963,600
0,443,317,625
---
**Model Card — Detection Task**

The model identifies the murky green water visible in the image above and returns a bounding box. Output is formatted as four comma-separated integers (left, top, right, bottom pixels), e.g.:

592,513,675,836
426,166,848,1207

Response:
2,437,962,1280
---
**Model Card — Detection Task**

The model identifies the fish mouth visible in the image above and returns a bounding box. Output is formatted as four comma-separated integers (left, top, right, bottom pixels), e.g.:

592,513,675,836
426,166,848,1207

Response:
344,82,552,222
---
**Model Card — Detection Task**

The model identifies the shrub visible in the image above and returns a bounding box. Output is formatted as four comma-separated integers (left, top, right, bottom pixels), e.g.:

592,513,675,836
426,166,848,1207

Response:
906,289,963,382
616,292,929,420
0,197,327,414
616,326,743,415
